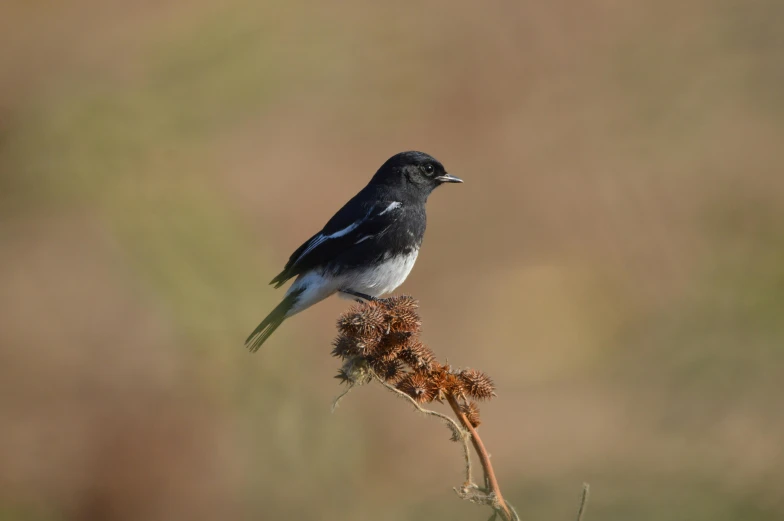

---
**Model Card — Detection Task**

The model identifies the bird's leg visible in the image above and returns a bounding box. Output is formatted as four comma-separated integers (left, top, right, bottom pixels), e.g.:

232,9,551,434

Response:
340,289,379,302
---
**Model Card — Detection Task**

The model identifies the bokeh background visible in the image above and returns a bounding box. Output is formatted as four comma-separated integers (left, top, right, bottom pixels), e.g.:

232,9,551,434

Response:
2,1,783,520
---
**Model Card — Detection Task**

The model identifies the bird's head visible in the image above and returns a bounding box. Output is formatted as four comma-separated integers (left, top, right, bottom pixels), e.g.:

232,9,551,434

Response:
371,151,463,196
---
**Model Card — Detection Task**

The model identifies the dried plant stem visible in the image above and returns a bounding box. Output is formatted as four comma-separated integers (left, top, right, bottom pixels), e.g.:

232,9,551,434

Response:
331,385,354,412
378,378,474,486
576,483,590,521
446,395,514,521
331,298,584,521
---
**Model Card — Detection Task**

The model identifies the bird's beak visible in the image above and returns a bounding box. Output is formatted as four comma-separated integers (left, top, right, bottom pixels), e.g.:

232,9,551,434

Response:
435,173,463,184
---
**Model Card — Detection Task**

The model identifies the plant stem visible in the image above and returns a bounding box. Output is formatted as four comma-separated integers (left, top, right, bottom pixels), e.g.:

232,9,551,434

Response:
576,483,590,521
446,394,513,521
377,378,474,486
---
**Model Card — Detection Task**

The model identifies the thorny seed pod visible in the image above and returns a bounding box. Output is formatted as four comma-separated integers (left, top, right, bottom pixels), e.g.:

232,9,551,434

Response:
334,368,353,385
331,334,365,359
396,371,437,403
385,298,422,333
373,331,409,361
335,358,373,386
431,369,465,400
388,311,421,333
337,302,388,339
460,401,482,428
399,339,437,371
458,369,496,401
430,370,449,401
369,357,405,384
383,295,419,313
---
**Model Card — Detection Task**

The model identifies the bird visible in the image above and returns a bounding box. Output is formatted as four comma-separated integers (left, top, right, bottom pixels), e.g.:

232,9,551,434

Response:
245,150,463,352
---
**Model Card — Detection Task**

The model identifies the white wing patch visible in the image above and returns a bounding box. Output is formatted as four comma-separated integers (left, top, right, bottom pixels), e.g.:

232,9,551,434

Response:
293,205,376,264
378,201,402,215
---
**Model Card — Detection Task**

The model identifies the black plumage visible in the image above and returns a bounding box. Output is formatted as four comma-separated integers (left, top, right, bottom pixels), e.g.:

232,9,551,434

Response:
246,151,462,352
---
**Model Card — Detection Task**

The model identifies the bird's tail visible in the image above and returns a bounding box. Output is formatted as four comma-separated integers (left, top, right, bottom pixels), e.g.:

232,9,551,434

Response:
245,290,302,352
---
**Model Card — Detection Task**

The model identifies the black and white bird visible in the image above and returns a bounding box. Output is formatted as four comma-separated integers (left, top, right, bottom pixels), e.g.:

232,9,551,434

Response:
245,151,462,352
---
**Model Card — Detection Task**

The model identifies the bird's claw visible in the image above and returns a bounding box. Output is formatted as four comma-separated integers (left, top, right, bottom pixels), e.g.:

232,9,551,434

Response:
340,289,379,302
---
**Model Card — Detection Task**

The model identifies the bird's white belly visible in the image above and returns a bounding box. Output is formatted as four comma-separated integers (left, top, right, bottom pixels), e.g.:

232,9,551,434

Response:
343,250,419,297
284,250,419,317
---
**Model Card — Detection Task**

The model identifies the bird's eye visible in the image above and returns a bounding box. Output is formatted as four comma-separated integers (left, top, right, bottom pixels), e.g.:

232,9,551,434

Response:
424,164,434,175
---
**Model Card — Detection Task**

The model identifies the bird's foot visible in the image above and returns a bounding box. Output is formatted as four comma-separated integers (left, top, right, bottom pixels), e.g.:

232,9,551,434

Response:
340,289,380,302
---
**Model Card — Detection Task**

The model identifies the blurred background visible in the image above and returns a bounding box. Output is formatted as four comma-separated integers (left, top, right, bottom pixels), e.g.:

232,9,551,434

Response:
1,1,783,519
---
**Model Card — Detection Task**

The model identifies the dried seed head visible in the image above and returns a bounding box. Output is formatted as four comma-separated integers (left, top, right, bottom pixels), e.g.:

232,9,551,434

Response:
428,362,465,401
331,334,365,359
396,371,437,403
459,369,496,400
388,311,421,333
429,367,448,401
384,296,422,333
432,369,465,399
337,302,388,339
384,295,419,313
399,339,437,371
369,357,405,384
334,368,354,385
460,401,482,428
335,358,373,386
374,332,409,361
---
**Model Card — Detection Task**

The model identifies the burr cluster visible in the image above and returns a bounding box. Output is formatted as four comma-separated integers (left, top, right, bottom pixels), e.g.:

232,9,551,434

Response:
332,296,495,427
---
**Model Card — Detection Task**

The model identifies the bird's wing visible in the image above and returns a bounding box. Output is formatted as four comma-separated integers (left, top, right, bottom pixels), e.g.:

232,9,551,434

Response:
269,194,402,288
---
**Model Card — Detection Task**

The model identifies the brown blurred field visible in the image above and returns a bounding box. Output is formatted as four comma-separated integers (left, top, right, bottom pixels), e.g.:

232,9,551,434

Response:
1,1,783,520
